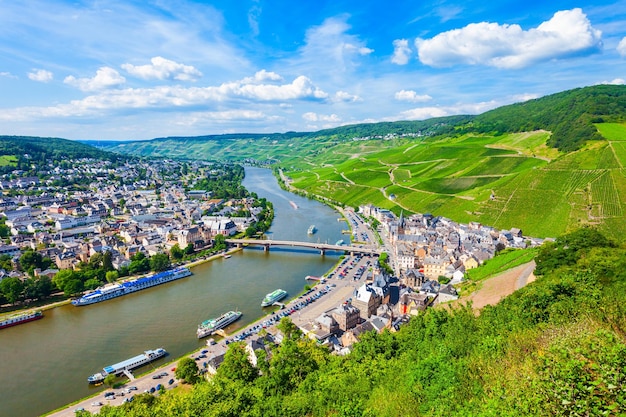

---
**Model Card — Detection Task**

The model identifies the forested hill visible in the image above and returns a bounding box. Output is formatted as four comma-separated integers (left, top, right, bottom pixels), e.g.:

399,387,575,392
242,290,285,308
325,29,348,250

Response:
105,84,626,159
470,84,626,151
0,136,121,172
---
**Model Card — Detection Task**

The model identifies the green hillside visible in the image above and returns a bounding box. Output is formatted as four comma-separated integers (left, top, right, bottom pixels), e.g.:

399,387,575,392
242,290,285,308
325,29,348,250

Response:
85,229,626,417
471,84,626,151
104,84,626,240
0,136,120,173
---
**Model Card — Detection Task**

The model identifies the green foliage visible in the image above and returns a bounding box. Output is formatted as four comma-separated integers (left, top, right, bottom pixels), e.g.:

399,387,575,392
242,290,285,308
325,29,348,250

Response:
149,253,171,272
92,229,626,417
0,277,24,304
193,164,247,199
471,84,626,151
535,228,615,275
0,135,121,174
175,357,200,384
466,247,537,281
215,342,259,384
170,244,183,260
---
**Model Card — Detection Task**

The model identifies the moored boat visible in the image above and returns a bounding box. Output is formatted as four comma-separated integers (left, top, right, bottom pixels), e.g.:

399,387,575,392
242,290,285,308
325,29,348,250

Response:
87,348,167,384
307,224,316,234
305,275,322,281
72,267,192,306
261,289,288,307
197,310,242,338
0,310,43,330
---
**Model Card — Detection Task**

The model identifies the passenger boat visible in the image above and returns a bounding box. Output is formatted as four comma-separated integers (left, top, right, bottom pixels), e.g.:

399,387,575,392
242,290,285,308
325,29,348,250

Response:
289,200,298,209
307,225,316,234
261,289,288,307
0,310,43,330
197,310,242,339
87,348,167,384
335,239,345,246
72,267,192,306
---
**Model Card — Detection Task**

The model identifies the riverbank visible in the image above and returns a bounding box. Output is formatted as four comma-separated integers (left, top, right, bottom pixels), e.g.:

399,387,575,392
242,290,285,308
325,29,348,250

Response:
0,246,245,321
45,251,367,417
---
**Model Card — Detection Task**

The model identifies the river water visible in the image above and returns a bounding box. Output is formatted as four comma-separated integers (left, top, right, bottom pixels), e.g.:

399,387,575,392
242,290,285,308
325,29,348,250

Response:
0,167,347,417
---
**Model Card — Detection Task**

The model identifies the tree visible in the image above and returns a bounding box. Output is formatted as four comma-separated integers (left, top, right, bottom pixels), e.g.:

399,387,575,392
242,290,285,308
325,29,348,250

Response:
23,276,52,300
0,254,13,271
184,243,194,255
105,270,119,283
0,276,24,304
149,253,171,272
175,357,200,384
52,269,74,292
104,374,116,388
102,250,114,271
63,278,84,297
216,342,259,384
19,250,43,273
170,244,183,261
213,234,226,251
277,317,302,342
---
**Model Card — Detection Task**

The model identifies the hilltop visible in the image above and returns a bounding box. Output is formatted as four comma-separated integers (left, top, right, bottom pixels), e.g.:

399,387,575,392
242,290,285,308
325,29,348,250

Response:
0,136,123,174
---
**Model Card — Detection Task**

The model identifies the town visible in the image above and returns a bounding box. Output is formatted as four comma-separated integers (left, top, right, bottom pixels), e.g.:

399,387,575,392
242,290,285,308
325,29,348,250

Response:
0,158,271,305
0,156,544,416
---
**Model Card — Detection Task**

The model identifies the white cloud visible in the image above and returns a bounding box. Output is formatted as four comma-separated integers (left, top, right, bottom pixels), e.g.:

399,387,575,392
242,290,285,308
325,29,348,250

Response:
399,107,449,120
395,90,432,102
598,78,626,85
64,67,126,91
296,16,373,74
0,73,329,122
416,8,602,69
398,101,500,120
248,2,261,36
391,39,412,65
28,69,53,82
333,90,361,102
1,72,17,79
302,112,341,122
618,37,626,57
241,70,283,84
121,56,202,81
511,93,539,102
228,75,328,101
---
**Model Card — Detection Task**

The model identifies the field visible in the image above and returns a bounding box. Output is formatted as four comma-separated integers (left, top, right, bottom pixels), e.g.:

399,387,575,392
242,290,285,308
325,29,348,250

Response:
465,248,538,281
595,122,626,141
281,131,626,241
0,155,17,167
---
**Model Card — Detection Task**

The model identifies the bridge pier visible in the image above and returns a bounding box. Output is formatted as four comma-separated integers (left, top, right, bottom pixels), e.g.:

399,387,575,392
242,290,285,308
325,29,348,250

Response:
320,249,325,256
263,244,269,252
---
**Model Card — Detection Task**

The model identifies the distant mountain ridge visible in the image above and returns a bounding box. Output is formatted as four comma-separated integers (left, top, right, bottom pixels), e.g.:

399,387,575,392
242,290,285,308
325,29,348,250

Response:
104,84,626,158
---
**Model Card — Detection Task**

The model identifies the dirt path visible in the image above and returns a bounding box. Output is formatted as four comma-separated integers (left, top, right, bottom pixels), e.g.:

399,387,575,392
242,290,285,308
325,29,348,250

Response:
453,260,536,312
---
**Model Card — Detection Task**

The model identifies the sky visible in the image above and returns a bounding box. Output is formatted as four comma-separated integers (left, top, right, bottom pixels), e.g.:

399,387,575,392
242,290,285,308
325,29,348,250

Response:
1,0,626,141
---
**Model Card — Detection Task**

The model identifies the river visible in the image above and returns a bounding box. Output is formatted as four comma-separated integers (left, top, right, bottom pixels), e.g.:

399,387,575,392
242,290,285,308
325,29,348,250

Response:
0,167,347,417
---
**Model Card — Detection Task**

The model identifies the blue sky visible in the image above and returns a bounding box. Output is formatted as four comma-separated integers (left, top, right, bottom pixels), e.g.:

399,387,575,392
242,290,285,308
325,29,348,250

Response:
1,0,626,140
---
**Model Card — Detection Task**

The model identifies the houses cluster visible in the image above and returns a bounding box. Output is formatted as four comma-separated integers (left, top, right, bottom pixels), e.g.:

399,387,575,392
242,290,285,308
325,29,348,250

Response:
0,158,261,281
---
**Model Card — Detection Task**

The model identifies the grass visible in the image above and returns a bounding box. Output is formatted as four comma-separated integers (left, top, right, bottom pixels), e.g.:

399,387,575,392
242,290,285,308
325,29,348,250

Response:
0,155,17,167
595,122,626,141
466,248,538,281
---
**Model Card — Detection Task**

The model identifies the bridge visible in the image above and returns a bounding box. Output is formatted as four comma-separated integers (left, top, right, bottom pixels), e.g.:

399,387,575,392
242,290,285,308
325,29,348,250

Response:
226,238,381,256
